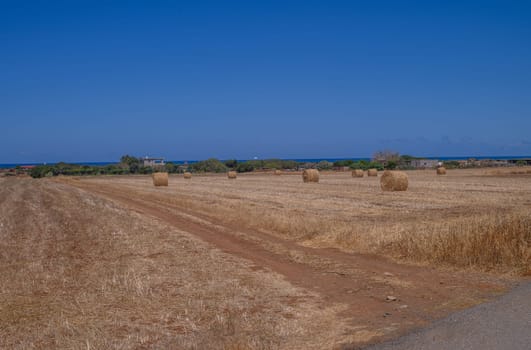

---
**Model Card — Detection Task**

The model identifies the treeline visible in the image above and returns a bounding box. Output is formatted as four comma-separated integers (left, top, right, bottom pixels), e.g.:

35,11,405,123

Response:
29,154,410,178
29,155,185,178
29,162,172,178
198,158,300,173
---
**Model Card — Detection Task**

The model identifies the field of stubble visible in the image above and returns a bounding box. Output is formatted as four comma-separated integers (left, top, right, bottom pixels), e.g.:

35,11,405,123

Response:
71,168,531,273
1,168,529,349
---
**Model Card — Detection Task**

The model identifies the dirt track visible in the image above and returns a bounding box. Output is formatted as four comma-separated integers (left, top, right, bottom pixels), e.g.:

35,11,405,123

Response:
58,175,511,347
1,178,348,349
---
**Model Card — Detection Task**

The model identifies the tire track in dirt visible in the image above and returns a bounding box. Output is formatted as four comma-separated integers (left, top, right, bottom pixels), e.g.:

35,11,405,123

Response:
60,178,510,347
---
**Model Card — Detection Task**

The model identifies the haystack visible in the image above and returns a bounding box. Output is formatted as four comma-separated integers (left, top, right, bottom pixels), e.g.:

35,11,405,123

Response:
368,168,378,177
183,172,192,179
227,171,237,179
152,172,169,187
302,169,319,183
352,169,364,178
274,170,282,175
380,170,408,191
436,167,447,175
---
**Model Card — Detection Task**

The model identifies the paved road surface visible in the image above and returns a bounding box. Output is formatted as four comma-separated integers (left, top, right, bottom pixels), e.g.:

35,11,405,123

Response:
364,281,531,350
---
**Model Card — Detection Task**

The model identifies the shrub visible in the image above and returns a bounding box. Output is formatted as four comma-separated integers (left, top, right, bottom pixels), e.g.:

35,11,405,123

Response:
224,159,238,169
317,160,333,170
191,158,228,173
333,159,354,167
236,162,254,173
385,161,397,170
443,160,461,169
349,160,383,171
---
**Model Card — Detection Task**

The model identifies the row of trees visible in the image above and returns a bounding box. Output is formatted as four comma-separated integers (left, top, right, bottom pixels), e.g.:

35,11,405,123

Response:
188,158,301,173
29,162,161,178
30,151,410,178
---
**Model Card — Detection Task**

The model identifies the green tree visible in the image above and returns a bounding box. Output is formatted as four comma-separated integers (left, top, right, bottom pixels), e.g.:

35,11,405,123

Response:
333,159,354,167
385,161,397,170
317,160,333,170
224,159,238,169
164,162,177,173
236,162,255,172
191,158,228,173
120,155,140,166
443,160,460,169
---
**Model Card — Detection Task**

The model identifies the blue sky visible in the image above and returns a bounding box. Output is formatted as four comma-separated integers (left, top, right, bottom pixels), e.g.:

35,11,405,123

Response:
1,1,530,163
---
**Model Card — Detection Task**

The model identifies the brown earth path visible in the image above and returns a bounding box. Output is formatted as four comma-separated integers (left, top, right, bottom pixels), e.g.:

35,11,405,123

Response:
59,178,511,348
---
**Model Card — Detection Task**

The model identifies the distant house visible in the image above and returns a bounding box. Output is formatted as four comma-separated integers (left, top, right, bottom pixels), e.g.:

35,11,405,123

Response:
410,159,439,169
143,157,165,168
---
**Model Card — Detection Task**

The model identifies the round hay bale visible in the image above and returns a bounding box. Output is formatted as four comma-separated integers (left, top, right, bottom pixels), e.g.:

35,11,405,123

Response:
302,169,319,183
183,172,192,179
436,167,447,175
152,172,169,187
227,171,237,179
352,169,364,178
274,170,282,175
368,168,378,177
380,170,408,191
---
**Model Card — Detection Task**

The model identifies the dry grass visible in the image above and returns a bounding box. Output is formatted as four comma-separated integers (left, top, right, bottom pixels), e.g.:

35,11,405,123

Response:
487,166,531,176
388,212,531,274
71,169,531,275
367,169,378,177
0,178,344,349
3,170,525,349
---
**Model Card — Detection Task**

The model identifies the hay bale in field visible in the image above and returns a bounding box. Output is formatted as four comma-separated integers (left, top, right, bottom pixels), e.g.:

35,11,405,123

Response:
302,169,319,183
274,170,282,175
352,169,364,178
436,167,447,175
152,172,169,186
227,171,237,179
183,172,192,179
380,170,408,191
368,168,378,177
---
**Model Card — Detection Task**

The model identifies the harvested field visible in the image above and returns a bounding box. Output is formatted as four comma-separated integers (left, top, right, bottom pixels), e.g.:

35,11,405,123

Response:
0,178,343,349
1,168,530,349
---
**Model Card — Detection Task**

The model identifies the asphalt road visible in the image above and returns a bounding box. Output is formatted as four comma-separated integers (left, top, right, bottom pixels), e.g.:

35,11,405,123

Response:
364,281,531,350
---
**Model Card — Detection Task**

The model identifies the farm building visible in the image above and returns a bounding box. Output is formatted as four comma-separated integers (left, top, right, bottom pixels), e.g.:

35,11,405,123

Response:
143,157,165,168
410,159,439,169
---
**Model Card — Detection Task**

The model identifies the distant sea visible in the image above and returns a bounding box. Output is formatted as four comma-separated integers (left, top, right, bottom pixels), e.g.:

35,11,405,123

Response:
1,156,530,169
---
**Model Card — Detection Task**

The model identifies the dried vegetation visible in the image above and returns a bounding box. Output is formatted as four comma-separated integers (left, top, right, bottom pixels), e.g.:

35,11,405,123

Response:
0,178,342,349
81,169,531,275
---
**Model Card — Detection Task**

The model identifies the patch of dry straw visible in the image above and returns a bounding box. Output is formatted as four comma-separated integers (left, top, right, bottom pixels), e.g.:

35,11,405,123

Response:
388,212,531,274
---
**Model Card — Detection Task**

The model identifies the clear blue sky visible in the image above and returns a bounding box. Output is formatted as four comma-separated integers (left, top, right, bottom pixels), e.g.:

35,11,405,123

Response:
1,1,530,163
